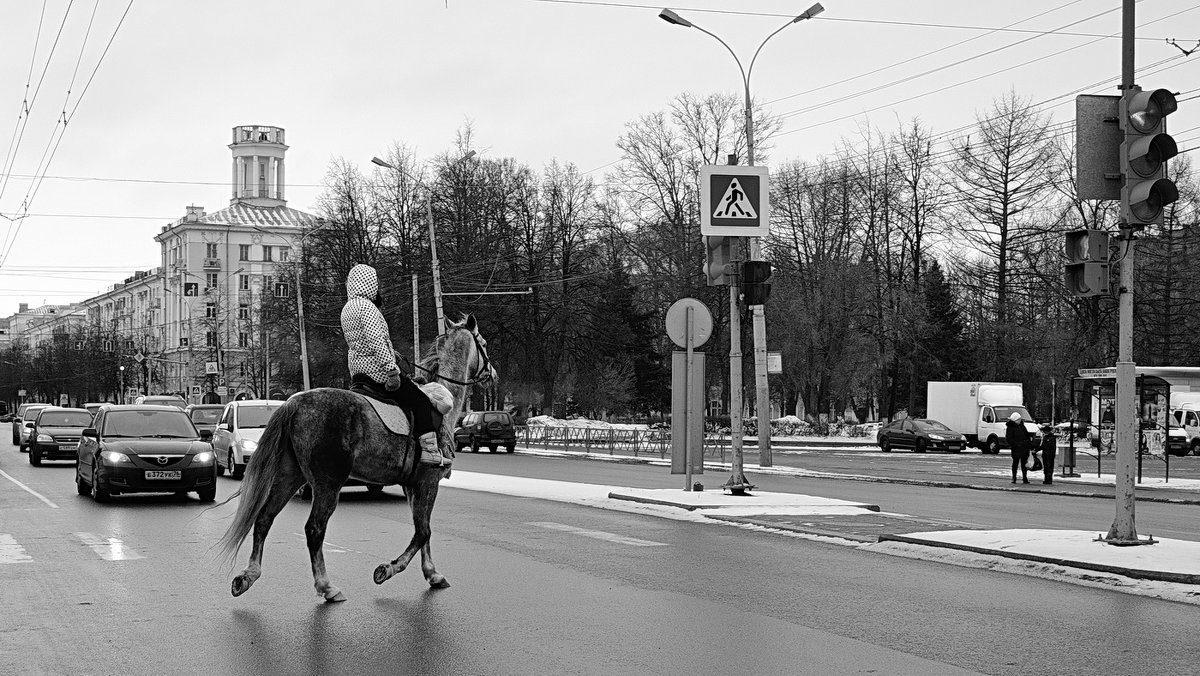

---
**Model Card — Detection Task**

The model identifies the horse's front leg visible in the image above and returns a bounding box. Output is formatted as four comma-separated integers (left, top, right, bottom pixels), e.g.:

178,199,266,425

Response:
374,471,444,587
306,484,346,602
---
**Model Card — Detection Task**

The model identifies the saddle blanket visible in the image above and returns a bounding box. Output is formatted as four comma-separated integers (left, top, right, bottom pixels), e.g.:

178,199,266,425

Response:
357,382,454,436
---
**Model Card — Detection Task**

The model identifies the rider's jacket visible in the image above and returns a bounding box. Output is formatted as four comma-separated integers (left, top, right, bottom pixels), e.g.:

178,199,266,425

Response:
340,264,397,384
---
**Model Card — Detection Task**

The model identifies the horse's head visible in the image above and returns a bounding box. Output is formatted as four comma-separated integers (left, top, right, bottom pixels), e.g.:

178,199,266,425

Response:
437,314,497,387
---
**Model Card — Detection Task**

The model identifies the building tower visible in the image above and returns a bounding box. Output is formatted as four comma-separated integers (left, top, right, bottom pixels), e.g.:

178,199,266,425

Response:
229,125,287,207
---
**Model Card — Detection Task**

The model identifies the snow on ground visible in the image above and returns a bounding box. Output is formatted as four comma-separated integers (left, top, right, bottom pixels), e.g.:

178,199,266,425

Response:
971,469,1200,491
445,470,1200,604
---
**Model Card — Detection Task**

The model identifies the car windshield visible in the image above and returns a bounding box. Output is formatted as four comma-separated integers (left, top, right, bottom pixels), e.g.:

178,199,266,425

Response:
21,406,47,417
915,420,952,432
190,408,222,423
38,412,92,427
995,406,1031,422
238,405,279,428
483,413,510,424
102,410,197,438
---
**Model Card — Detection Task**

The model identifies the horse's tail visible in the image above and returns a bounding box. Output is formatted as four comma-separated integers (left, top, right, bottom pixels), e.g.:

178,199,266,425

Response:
215,400,298,565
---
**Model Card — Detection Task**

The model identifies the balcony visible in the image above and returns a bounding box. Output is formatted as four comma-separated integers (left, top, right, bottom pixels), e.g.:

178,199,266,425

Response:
203,258,221,270
149,299,161,309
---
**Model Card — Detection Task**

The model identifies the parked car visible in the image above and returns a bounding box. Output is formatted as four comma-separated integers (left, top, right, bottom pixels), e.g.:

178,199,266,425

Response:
877,418,967,453
28,407,92,466
133,394,188,409
0,400,10,422
212,400,283,479
453,410,517,453
83,402,110,418
184,404,224,441
74,405,216,502
13,403,51,450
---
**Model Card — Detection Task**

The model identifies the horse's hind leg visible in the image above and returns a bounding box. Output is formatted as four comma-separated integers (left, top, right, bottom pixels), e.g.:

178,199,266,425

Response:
231,458,305,597
306,484,347,602
374,472,444,587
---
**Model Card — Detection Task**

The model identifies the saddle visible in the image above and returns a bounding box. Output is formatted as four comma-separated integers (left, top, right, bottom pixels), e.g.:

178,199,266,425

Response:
349,380,451,437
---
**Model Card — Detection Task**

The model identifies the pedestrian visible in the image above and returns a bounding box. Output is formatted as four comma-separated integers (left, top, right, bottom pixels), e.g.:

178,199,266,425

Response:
1038,424,1057,484
1005,411,1031,484
341,263,451,466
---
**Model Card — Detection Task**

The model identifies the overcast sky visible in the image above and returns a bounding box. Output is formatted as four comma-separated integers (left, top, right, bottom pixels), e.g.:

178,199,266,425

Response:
0,0,1196,317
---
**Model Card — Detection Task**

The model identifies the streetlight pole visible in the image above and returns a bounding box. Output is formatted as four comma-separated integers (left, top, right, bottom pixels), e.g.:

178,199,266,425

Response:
660,3,824,472
372,150,476,338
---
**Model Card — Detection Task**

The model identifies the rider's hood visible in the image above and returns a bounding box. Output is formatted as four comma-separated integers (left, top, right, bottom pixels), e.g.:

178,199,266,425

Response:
346,264,378,301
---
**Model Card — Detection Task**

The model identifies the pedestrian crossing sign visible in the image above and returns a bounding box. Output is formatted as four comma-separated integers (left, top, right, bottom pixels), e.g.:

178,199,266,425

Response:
700,165,769,237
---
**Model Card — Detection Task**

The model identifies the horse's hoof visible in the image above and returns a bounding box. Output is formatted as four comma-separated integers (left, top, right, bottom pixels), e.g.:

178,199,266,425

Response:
373,563,394,585
428,574,450,589
231,575,252,597
324,589,347,603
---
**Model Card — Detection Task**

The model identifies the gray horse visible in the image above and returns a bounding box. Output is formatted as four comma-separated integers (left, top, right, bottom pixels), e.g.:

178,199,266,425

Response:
217,314,495,602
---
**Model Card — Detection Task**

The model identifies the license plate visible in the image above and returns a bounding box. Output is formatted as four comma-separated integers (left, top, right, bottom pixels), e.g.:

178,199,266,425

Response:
145,470,181,480
61,444,77,451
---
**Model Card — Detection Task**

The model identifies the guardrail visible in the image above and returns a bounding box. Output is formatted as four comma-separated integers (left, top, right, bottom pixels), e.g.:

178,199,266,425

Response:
516,425,744,461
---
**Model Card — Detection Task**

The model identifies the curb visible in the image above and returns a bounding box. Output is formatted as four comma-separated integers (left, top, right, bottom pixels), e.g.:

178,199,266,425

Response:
606,491,881,513
878,533,1200,585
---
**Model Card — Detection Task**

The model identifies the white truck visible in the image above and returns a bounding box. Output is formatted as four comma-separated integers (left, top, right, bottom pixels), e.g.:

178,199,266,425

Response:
1170,392,1200,455
926,382,1039,454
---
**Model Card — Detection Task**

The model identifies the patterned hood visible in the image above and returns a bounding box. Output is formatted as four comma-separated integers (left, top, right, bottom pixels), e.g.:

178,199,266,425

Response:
346,264,378,302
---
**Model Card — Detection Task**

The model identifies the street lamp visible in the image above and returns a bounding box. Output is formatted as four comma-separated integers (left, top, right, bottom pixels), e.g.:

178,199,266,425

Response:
659,3,823,478
371,151,476,338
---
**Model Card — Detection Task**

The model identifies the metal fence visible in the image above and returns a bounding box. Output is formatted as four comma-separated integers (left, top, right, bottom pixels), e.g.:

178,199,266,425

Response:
515,425,737,462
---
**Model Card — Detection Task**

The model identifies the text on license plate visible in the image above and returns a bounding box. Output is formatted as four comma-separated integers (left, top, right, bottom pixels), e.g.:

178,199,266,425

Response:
145,470,181,480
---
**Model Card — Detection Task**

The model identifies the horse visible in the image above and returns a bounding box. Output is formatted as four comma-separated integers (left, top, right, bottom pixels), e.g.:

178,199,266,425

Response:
216,314,495,602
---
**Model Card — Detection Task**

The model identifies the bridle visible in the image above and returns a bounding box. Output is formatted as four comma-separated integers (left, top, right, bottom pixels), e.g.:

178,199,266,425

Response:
401,328,493,387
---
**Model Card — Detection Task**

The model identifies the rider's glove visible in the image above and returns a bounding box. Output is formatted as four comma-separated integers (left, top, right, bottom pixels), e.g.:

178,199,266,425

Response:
384,366,402,392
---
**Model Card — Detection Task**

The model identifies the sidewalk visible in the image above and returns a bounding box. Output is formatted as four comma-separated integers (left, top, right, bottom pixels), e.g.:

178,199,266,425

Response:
447,469,1200,595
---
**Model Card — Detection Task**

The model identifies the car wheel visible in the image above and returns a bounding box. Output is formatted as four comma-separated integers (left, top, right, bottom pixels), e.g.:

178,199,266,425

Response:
1192,440,1200,456
214,459,225,477
879,437,891,452
505,445,514,454
229,451,244,479
91,465,111,503
986,436,1001,455
29,446,41,466
470,437,479,453
366,484,384,495
197,486,216,503
914,439,927,454
488,445,497,453
76,468,90,496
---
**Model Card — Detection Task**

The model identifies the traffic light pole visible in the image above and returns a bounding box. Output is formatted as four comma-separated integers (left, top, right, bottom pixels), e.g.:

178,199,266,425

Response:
1108,0,1140,544
725,253,752,493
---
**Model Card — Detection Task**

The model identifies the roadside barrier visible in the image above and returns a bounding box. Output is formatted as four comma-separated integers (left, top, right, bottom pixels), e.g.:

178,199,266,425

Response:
515,426,740,461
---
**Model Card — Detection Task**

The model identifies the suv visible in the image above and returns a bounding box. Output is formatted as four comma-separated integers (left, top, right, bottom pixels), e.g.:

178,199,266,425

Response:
453,411,516,453
184,404,225,441
13,403,51,450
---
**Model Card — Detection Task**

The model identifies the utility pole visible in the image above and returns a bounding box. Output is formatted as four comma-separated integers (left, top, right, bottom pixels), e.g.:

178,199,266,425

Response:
427,197,447,337
412,273,420,365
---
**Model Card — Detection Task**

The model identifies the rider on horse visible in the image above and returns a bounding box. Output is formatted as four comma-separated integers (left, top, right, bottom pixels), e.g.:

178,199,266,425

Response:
341,263,451,467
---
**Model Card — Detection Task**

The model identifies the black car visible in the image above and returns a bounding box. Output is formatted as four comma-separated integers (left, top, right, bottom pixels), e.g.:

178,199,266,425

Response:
28,407,92,466
74,405,217,503
877,418,967,453
184,404,224,441
453,410,517,453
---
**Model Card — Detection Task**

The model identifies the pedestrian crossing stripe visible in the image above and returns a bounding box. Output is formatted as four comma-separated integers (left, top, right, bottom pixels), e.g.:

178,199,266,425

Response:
712,178,757,219
0,533,32,564
74,531,145,560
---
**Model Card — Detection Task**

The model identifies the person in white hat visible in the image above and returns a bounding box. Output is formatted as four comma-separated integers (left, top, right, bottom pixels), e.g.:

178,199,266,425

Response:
1004,411,1031,484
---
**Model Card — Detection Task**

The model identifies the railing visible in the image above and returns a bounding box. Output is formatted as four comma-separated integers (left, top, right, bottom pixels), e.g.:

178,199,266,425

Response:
515,425,738,462
202,258,221,270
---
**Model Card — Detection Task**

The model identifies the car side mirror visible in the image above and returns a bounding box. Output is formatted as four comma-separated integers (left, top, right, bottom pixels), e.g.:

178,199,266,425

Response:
24,421,34,429
82,428,98,439
200,429,213,441
217,423,229,431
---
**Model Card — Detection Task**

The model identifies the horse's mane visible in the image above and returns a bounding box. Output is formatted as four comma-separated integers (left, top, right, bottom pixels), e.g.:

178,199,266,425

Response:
414,315,473,382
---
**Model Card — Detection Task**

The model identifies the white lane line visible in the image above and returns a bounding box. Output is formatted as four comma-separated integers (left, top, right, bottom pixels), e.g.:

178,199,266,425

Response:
291,532,364,554
0,469,59,508
0,534,33,564
74,532,145,561
528,521,669,547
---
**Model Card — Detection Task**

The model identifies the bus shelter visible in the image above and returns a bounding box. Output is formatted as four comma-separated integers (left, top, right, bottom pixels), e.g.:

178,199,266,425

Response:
1067,373,1173,481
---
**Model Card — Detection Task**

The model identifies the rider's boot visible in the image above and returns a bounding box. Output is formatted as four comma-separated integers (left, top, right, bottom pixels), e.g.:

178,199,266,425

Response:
418,432,451,466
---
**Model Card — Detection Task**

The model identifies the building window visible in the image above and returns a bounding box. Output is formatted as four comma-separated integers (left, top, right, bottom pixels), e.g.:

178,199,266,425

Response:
206,332,216,347
279,247,290,262
206,272,219,289
239,332,249,348
238,304,249,320
180,337,189,347
239,244,250,261
206,302,216,318
206,243,218,258
263,246,273,262
239,274,250,291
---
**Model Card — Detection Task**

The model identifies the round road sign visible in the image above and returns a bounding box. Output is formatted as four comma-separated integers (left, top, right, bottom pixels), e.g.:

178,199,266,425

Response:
665,298,712,348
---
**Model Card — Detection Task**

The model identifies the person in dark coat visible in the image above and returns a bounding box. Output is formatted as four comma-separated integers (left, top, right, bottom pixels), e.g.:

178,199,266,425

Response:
1005,411,1031,484
1038,424,1057,484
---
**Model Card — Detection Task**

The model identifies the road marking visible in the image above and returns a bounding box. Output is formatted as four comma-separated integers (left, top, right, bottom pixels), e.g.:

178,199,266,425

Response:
73,532,145,561
527,522,669,547
0,470,59,508
0,534,32,564
291,532,364,554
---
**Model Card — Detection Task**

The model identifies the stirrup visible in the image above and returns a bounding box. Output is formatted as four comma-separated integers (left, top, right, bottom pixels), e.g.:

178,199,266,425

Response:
419,451,451,466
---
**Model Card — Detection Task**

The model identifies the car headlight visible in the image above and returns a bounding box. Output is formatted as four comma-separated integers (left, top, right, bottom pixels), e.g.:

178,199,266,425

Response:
928,434,944,440
100,450,131,464
239,440,257,453
193,451,214,464
36,433,54,443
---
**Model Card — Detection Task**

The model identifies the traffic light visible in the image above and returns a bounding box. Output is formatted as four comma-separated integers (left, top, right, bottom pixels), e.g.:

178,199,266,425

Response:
1120,87,1179,227
740,261,772,305
1064,229,1111,297
704,236,732,286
